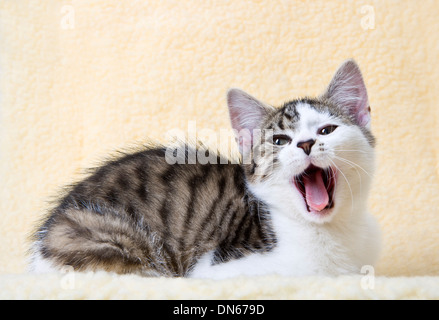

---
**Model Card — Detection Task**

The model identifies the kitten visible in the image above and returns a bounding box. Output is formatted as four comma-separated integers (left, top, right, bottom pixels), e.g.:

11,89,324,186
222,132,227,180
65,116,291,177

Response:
30,60,380,278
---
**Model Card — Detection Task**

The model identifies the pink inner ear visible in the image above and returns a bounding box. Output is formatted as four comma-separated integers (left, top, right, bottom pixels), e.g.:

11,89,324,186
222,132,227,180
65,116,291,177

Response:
357,110,370,127
236,128,253,155
229,109,254,154
354,92,370,127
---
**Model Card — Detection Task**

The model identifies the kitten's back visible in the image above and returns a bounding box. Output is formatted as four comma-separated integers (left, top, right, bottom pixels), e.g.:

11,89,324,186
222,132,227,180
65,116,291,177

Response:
31,145,275,276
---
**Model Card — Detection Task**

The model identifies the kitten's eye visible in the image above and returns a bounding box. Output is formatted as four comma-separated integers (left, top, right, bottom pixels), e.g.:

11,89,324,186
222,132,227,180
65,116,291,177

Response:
273,135,292,146
318,125,338,135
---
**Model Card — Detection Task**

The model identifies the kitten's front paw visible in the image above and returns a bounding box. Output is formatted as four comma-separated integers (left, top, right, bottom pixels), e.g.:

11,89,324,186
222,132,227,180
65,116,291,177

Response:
189,251,215,278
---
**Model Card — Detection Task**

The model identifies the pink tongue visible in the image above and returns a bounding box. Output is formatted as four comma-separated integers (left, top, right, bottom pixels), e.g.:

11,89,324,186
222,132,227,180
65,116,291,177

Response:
302,170,329,212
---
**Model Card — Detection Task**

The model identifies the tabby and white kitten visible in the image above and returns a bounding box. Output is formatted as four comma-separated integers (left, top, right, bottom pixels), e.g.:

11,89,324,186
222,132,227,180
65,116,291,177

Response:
30,60,380,279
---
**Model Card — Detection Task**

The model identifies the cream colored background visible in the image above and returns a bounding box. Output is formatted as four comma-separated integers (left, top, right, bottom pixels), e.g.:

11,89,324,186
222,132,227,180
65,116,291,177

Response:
1,0,438,286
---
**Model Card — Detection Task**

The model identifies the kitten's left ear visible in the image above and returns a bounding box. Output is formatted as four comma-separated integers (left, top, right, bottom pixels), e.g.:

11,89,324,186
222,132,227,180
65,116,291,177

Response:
227,88,274,155
322,59,371,127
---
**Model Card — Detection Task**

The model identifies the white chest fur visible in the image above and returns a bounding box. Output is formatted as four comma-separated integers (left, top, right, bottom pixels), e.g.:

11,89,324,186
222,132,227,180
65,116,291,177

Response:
190,206,380,279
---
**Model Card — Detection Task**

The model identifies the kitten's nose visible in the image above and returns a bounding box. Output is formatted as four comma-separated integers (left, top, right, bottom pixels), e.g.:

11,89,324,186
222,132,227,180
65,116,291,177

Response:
297,139,316,156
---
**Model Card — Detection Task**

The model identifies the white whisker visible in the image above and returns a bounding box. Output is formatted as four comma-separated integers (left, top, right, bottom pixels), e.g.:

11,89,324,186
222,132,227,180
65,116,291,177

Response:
333,156,363,197
333,155,372,178
334,149,369,154
329,158,354,214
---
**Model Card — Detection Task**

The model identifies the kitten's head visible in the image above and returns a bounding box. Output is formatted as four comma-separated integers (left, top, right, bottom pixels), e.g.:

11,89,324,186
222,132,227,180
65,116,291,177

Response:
228,60,375,224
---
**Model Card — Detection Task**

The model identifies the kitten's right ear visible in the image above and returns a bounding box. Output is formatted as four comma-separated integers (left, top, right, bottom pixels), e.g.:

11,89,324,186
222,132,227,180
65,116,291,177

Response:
322,59,371,128
227,88,274,155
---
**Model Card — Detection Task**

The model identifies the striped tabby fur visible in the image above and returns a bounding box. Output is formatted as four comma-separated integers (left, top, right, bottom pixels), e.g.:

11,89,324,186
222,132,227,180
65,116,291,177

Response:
32,147,276,276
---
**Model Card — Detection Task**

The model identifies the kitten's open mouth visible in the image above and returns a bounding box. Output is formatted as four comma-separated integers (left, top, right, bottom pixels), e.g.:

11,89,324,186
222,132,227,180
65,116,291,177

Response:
293,165,336,214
